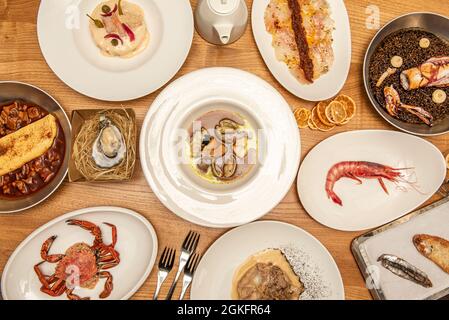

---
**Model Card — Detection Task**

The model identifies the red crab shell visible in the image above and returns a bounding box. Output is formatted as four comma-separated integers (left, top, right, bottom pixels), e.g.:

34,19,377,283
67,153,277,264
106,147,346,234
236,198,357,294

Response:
55,243,99,289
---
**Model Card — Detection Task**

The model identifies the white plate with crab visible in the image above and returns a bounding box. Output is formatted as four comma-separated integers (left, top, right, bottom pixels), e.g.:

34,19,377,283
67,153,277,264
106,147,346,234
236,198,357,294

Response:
1,207,158,300
297,130,446,231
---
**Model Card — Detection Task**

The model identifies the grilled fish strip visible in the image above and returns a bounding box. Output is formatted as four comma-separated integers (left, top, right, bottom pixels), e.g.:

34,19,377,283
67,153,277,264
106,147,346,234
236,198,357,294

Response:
287,0,314,82
378,254,432,288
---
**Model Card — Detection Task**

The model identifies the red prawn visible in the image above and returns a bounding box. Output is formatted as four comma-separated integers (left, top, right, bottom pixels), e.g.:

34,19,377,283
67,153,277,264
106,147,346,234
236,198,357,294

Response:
325,161,416,206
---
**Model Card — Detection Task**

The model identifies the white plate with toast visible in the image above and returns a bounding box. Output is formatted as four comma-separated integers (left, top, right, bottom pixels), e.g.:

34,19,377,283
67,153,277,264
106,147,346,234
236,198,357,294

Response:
252,0,351,101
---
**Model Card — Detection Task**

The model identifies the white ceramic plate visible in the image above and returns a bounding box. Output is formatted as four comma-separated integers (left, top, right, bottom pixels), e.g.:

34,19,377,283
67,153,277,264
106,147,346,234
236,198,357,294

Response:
251,0,351,101
140,67,301,228
37,0,193,101
297,130,446,231
190,221,344,300
1,207,157,300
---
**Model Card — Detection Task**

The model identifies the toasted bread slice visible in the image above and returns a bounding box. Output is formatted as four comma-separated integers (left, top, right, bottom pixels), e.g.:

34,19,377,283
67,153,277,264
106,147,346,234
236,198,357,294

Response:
413,234,449,274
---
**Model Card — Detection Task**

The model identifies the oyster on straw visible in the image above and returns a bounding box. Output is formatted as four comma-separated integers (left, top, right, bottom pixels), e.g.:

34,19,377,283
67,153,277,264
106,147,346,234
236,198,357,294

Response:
92,116,126,168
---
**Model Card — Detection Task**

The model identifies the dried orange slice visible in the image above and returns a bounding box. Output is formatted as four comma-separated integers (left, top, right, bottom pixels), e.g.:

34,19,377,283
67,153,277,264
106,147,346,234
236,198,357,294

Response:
311,106,334,131
316,100,334,126
326,101,347,125
335,95,356,121
293,108,311,128
308,116,317,130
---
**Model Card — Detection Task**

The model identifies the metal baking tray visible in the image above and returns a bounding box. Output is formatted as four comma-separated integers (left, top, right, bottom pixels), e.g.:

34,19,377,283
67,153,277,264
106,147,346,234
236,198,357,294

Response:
352,196,449,300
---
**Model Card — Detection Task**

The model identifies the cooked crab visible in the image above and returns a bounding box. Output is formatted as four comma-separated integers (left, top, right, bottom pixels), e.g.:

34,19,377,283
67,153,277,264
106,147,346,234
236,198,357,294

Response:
34,220,120,300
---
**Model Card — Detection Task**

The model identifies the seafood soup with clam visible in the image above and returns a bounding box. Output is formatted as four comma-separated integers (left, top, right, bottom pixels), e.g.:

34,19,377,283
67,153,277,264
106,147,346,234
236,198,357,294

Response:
188,110,258,185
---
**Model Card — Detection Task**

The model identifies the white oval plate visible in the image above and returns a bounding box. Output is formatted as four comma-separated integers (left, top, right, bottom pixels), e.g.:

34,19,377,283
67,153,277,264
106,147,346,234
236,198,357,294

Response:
1,207,157,300
140,67,301,228
191,221,344,300
37,0,193,101
251,0,351,101
297,130,446,231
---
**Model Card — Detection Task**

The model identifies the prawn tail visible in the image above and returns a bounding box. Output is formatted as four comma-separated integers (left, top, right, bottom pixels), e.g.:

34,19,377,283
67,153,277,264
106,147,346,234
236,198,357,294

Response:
327,190,343,206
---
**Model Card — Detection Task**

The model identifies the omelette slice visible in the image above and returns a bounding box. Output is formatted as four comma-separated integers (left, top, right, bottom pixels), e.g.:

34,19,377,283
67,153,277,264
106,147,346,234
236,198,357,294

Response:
264,0,335,83
0,115,57,176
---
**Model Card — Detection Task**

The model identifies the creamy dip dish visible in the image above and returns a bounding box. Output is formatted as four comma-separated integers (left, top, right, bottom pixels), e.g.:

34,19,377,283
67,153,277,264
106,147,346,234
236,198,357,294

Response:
87,0,149,58
232,249,304,300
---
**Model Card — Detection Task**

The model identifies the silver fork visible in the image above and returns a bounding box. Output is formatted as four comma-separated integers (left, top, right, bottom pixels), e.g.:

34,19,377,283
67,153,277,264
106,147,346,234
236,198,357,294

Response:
165,231,200,300
153,247,176,300
179,253,201,300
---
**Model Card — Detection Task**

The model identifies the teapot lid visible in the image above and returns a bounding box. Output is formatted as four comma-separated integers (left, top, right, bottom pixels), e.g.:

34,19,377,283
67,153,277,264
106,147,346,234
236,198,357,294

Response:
208,0,239,15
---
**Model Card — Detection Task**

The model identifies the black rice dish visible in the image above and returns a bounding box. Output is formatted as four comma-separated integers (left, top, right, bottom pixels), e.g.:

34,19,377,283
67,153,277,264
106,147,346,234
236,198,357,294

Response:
369,29,449,125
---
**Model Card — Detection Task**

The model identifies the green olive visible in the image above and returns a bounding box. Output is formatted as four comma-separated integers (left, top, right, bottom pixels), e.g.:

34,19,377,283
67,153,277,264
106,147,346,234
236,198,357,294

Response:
86,14,104,28
111,39,119,46
102,5,111,13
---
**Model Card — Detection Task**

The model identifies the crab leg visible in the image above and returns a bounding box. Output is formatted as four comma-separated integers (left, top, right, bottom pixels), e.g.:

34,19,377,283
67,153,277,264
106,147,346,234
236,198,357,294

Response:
98,271,114,299
98,248,121,269
66,219,103,245
40,236,64,263
34,262,66,296
103,222,118,247
66,289,90,300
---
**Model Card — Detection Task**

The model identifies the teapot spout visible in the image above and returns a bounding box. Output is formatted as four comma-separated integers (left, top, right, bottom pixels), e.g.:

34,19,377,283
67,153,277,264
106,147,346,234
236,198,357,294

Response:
214,24,233,45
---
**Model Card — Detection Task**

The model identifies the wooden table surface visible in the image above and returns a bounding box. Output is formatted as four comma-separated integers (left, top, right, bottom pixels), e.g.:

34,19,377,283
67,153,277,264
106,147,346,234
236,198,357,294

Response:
1,0,448,300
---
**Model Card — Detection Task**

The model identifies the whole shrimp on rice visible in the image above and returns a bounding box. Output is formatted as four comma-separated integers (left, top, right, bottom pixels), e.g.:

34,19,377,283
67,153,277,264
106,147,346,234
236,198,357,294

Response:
325,161,420,206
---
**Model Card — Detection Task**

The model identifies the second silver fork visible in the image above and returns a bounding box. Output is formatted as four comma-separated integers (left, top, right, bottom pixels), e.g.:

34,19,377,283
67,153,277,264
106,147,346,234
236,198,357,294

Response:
165,231,200,300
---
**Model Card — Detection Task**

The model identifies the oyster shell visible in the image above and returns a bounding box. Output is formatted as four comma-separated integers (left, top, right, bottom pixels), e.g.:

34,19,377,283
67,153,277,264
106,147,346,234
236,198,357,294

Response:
92,117,126,169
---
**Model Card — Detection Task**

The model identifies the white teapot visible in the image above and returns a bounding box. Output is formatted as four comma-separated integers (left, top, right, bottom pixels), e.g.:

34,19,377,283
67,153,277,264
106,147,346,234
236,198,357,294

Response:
195,0,248,45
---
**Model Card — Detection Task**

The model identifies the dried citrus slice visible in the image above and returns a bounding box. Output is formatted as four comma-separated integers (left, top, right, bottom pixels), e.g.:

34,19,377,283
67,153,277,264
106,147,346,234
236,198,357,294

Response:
308,116,317,130
293,108,310,128
311,106,334,131
327,101,347,124
335,95,356,120
316,100,334,126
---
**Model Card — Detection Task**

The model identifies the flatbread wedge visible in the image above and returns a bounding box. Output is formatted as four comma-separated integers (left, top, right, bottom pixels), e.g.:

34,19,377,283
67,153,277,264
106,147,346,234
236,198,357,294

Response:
413,234,449,274
0,114,57,176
